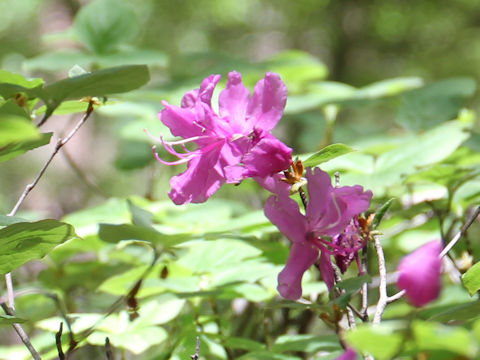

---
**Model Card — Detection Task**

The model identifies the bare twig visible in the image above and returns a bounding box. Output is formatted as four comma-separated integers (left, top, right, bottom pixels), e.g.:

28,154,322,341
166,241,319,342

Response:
360,246,369,320
56,322,65,360
190,336,200,360
2,101,95,360
440,206,480,258
1,303,42,360
105,338,114,360
373,235,388,324
8,101,95,216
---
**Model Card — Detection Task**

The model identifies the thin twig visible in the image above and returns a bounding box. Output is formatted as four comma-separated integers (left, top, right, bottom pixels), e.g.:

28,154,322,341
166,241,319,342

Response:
190,336,200,360
8,101,95,216
373,235,388,324
5,273,15,311
56,322,65,360
440,206,480,258
360,246,369,320
1,303,42,360
105,338,114,360
2,101,94,360
387,290,406,303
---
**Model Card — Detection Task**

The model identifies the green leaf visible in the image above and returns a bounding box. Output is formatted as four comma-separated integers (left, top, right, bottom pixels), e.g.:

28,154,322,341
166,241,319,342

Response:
0,215,28,226
412,320,474,357
461,261,480,296
0,132,52,163
73,0,138,54
428,301,480,322
222,336,266,352
302,143,354,168
346,323,404,360
237,352,301,360
127,200,154,228
0,220,77,274
98,223,193,248
272,334,340,353
334,274,371,294
0,70,43,89
405,164,479,189
0,109,40,148
397,77,476,130
0,314,27,325
372,198,395,229
42,65,150,107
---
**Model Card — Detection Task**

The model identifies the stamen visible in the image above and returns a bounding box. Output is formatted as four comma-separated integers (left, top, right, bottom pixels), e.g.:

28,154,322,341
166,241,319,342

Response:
160,138,196,159
152,146,194,166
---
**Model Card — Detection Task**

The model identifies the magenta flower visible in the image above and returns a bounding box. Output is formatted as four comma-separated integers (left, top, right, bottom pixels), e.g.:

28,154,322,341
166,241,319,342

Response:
333,217,366,274
336,348,357,360
397,240,442,307
152,71,292,205
264,167,372,300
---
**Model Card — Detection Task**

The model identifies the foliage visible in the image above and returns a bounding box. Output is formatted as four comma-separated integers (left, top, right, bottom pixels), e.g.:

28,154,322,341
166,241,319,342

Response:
0,1,479,360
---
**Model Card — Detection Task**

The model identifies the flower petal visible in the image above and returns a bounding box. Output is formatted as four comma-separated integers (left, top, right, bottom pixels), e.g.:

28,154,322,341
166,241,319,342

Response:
198,74,221,106
168,142,225,204
397,240,442,307
160,102,205,139
241,134,292,178
319,249,335,290
334,186,373,220
264,192,308,245
255,173,291,195
305,167,333,225
336,348,357,360
277,242,318,300
219,71,251,133
246,72,287,131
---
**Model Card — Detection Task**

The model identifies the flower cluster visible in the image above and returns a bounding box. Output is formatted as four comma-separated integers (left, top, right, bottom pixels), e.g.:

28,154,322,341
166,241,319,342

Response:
265,168,373,299
152,71,443,306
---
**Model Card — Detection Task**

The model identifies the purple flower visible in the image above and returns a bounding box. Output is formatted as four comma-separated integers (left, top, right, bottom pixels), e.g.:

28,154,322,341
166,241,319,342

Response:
333,217,366,274
152,71,293,205
336,348,357,360
264,168,372,300
397,240,442,307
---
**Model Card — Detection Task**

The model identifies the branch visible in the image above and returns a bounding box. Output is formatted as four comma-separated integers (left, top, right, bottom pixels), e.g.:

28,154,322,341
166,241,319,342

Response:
8,101,95,217
2,101,94,360
1,303,42,360
372,235,388,324
105,338,114,360
440,206,480,258
56,322,65,360
190,336,200,360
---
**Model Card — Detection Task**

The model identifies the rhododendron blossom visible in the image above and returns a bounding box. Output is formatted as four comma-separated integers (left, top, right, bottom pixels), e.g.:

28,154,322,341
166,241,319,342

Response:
264,167,372,300
397,240,443,307
152,71,293,205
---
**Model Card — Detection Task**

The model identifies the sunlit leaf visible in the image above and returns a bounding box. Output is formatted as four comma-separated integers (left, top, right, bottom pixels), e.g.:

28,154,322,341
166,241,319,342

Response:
0,220,78,274
462,261,480,296
302,143,354,168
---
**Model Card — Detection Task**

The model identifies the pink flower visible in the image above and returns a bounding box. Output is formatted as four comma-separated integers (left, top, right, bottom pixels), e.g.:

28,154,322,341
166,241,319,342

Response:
152,72,292,205
333,217,366,274
397,240,442,307
336,348,357,360
264,168,372,300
